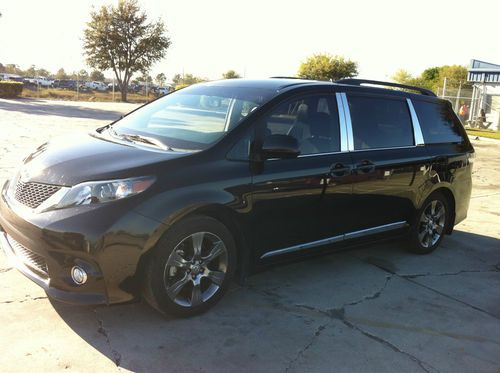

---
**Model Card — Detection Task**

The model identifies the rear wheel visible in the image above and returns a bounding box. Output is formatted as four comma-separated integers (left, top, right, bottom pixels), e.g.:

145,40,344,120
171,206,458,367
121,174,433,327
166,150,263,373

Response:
407,192,450,254
142,216,236,317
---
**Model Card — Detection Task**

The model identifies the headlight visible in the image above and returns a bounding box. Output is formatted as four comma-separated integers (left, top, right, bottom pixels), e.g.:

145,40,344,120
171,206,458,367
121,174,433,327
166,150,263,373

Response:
54,176,155,210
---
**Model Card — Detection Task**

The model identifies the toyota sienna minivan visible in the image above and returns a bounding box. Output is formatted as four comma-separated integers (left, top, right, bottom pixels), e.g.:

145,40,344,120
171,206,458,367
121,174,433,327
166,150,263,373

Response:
0,78,474,316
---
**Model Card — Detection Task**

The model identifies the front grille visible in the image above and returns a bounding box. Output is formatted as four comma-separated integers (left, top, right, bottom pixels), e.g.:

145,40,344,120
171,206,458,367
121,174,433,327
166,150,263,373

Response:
7,235,48,277
14,180,61,209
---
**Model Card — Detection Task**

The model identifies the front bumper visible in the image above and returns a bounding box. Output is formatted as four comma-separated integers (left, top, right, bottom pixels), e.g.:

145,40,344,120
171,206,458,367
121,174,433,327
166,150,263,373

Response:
0,230,107,304
0,179,164,305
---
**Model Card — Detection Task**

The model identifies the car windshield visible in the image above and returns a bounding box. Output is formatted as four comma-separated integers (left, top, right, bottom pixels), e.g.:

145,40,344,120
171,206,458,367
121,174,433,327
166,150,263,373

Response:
112,84,276,151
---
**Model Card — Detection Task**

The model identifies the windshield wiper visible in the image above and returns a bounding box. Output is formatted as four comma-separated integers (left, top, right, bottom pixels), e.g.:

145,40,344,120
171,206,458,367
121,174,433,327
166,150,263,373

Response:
118,132,173,151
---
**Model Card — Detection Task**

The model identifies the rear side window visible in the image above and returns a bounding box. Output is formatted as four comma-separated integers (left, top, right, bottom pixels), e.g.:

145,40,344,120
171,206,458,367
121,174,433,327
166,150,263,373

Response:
347,95,414,150
413,100,464,144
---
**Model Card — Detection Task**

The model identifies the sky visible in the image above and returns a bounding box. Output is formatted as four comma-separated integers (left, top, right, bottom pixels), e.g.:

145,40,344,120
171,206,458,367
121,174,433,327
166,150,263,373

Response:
1,0,499,82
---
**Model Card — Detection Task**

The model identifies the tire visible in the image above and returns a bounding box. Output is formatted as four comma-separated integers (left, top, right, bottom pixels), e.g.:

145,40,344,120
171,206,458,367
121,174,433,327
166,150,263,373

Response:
142,216,237,317
407,192,451,254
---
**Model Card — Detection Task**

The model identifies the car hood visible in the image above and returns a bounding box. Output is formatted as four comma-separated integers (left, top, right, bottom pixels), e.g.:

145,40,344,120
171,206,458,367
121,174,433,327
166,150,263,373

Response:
17,133,188,186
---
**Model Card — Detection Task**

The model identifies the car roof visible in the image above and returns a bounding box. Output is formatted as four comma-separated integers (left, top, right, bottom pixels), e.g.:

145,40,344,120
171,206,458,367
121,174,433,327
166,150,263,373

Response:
196,78,442,103
200,78,331,91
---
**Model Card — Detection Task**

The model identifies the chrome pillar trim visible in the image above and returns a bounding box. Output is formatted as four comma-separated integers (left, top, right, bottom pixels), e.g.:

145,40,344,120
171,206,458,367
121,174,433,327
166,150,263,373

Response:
336,92,349,152
260,234,343,259
340,93,354,151
344,221,408,240
406,98,425,146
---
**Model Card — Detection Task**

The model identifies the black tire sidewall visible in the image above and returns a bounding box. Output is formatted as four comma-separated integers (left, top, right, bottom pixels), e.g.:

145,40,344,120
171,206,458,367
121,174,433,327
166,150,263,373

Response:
409,192,450,254
145,216,237,317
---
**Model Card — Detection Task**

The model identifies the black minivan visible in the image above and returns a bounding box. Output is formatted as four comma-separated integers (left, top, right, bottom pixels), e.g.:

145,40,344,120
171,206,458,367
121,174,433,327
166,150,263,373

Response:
0,78,473,316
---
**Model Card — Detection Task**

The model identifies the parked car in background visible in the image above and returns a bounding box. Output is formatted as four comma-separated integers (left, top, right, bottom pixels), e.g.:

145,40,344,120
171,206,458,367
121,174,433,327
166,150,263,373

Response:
0,78,474,317
25,76,53,87
85,81,108,91
157,86,172,95
54,79,77,90
0,73,24,83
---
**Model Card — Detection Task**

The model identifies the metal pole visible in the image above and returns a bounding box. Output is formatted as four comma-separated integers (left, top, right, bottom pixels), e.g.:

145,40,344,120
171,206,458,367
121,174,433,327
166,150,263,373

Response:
112,77,115,102
470,85,476,123
454,81,462,113
442,77,447,99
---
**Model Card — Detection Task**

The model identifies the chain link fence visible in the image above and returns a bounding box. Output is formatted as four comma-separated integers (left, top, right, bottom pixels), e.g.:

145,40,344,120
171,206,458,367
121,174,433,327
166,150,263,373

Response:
437,83,500,131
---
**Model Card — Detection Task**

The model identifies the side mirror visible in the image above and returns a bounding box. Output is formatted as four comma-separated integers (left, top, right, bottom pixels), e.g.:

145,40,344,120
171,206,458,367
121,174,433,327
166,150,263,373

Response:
261,134,300,160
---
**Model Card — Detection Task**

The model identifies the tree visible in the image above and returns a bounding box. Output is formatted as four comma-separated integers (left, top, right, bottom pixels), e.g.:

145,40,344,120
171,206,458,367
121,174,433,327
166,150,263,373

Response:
55,68,69,80
83,0,171,101
435,65,468,90
393,65,470,93
172,73,206,87
25,65,37,77
155,73,166,86
222,70,240,79
298,53,358,81
78,69,89,80
90,70,105,81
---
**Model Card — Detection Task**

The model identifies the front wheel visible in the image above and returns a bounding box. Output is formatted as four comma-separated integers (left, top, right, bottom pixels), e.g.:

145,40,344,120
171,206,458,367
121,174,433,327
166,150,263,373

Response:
407,193,450,254
142,216,236,317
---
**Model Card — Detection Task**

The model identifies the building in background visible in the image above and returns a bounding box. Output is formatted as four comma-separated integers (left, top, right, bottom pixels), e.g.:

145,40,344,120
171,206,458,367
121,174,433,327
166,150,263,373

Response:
467,59,500,130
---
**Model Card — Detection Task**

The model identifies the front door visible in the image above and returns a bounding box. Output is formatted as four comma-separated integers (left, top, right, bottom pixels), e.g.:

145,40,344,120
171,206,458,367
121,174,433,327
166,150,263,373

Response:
251,92,353,259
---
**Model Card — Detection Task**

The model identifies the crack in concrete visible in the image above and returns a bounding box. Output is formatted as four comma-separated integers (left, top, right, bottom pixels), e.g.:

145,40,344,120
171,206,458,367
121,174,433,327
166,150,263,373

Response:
331,308,440,373
284,324,327,372
0,295,47,304
401,268,499,279
292,304,439,373
357,257,500,321
345,276,392,307
94,309,122,367
253,276,438,373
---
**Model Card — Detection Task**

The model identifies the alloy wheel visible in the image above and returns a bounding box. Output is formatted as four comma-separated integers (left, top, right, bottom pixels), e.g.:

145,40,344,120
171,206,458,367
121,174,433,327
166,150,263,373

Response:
163,232,228,307
418,200,446,248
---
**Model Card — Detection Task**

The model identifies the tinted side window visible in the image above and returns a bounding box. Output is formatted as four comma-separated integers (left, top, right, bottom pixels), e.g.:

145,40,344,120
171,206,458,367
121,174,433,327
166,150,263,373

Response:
265,94,340,155
413,100,464,144
348,95,414,150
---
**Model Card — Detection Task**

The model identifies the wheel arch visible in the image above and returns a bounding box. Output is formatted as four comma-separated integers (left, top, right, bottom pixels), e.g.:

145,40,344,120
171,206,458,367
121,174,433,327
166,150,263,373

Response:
135,203,252,287
424,186,456,234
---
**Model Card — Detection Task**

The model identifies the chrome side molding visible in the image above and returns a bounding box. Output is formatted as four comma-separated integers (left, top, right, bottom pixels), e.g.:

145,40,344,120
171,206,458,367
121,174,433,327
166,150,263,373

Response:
260,221,408,259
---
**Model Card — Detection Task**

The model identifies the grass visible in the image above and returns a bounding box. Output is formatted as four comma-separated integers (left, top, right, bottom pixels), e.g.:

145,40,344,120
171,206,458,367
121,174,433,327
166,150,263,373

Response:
20,87,155,103
466,128,500,140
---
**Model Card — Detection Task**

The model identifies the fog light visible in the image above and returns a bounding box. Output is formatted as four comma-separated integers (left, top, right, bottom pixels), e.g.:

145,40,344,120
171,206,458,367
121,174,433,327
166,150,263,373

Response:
71,266,88,285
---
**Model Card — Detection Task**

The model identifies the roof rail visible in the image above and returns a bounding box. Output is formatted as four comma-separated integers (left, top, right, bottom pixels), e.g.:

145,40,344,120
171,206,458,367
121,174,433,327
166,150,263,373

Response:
335,78,436,97
270,76,305,80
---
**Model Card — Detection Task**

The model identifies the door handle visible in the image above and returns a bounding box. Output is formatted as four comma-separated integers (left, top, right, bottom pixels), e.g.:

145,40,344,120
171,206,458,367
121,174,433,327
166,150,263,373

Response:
330,163,351,177
355,160,375,173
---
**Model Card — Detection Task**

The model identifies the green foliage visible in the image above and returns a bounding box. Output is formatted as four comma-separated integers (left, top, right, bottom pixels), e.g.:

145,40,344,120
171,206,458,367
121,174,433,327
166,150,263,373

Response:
298,53,358,81
0,81,23,98
83,0,171,101
393,65,470,93
155,73,166,86
90,70,105,81
55,68,69,80
222,70,240,79
172,73,206,86
78,69,89,80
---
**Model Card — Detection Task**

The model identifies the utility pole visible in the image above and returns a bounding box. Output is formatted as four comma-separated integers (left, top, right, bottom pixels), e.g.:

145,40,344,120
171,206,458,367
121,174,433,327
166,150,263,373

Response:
442,77,447,99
